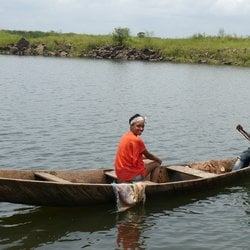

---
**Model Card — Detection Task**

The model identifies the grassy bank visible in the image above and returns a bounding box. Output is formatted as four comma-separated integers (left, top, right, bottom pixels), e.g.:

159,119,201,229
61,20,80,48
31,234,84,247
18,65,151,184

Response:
1,29,250,66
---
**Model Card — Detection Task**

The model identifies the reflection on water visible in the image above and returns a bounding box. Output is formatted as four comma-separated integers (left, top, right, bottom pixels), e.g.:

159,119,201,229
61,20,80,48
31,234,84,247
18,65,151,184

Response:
0,203,116,249
1,183,250,249
116,207,147,250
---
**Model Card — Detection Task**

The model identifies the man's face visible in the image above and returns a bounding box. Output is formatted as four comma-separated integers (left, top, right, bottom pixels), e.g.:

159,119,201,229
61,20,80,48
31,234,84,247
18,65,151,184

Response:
130,120,145,136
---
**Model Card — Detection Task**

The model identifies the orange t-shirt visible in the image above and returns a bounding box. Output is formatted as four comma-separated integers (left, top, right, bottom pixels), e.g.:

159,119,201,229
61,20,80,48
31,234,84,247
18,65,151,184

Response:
115,131,147,181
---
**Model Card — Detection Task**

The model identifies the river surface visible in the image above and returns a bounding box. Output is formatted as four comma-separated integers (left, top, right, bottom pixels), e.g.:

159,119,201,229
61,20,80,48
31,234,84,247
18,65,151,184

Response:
0,55,250,249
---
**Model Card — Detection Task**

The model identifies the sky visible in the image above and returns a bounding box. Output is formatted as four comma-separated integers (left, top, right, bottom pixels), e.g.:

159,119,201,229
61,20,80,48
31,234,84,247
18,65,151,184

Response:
1,0,250,38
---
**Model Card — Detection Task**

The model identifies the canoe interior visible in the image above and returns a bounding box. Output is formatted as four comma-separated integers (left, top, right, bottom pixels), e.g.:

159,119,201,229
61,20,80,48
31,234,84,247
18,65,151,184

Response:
167,158,237,182
0,159,237,184
0,169,108,184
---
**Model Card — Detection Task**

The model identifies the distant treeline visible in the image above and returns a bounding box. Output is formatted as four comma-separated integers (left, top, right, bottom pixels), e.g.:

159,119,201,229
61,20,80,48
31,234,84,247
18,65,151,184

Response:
2,30,67,38
1,28,250,66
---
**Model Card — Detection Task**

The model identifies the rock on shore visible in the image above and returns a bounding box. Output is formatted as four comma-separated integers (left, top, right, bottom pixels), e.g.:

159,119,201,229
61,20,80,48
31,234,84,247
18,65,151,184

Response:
0,38,163,62
0,37,73,57
80,45,163,61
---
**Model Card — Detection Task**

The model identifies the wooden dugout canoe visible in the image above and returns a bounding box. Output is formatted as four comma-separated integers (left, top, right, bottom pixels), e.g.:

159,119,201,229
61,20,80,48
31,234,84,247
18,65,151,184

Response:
0,158,249,207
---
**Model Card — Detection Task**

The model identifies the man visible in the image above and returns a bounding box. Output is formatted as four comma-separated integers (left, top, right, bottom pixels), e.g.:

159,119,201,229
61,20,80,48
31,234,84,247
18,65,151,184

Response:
232,124,250,171
115,114,162,182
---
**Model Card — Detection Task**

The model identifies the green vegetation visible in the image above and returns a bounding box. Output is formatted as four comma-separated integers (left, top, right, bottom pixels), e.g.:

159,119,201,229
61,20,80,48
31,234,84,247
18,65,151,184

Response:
0,30,113,56
1,29,250,66
112,27,130,45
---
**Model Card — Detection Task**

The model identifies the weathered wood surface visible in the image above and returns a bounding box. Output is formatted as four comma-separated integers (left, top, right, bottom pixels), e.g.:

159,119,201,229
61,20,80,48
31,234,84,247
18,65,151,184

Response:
104,170,156,185
104,170,118,180
34,172,72,183
0,159,249,206
0,169,114,206
167,165,218,178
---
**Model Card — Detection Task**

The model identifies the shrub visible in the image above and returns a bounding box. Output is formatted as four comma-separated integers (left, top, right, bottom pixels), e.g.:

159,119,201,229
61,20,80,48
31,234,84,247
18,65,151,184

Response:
112,27,130,45
137,32,146,38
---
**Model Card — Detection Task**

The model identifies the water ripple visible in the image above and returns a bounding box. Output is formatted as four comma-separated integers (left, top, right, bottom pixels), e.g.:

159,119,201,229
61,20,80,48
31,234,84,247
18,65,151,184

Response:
1,56,250,249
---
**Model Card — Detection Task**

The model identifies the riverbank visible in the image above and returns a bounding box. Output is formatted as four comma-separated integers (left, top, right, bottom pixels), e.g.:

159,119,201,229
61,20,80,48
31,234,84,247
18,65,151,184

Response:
0,37,163,62
1,29,250,66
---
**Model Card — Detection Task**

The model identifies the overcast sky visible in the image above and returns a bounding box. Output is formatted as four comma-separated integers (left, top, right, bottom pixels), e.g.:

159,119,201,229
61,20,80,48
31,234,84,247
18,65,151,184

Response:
1,0,250,38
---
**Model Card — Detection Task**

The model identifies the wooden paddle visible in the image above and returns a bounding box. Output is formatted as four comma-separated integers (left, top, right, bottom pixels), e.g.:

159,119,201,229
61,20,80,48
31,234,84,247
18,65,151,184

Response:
237,125,250,141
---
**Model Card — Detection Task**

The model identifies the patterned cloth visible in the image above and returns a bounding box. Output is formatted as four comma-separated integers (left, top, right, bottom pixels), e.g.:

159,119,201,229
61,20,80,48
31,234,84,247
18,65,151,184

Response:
112,182,146,212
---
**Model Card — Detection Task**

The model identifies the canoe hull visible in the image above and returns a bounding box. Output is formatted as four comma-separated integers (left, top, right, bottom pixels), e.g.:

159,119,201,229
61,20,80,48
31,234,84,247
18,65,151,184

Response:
0,160,249,206
0,169,115,206
0,178,115,206
146,168,248,197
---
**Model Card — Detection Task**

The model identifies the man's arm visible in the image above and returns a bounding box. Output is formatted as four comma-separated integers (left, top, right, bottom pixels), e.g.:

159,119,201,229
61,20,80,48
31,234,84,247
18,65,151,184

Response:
143,149,162,165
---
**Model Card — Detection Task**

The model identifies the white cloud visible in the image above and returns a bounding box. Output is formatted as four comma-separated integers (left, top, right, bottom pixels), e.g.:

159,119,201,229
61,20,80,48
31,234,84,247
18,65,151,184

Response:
0,0,250,37
211,0,250,16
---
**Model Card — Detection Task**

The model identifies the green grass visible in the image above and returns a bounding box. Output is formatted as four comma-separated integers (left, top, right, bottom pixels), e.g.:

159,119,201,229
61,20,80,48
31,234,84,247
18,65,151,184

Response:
30,34,113,56
1,29,250,66
0,30,21,46
0,30,113,56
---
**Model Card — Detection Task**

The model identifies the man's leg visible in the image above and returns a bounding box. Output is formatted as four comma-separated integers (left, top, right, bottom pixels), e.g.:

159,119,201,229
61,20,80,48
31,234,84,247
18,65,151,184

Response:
144,159,161,182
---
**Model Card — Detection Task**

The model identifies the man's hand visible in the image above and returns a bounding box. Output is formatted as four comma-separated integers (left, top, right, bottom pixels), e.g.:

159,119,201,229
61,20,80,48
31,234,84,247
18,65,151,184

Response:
236,124,243,131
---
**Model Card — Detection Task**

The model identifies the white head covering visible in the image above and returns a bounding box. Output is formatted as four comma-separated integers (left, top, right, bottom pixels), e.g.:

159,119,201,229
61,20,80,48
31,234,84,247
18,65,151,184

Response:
129,116,146,125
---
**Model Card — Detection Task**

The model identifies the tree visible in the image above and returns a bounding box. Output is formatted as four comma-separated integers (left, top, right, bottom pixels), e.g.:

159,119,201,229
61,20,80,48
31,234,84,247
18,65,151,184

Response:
218,28,225,38
137,32,145,38
112,27,130,45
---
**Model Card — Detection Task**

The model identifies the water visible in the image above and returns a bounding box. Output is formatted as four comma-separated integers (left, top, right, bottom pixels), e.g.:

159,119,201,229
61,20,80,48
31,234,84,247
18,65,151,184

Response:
0,55,250,249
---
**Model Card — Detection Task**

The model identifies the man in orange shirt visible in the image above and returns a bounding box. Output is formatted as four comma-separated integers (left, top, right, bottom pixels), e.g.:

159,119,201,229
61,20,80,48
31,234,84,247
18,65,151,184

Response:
115,114,162,182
